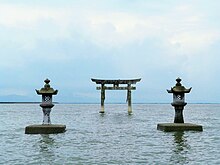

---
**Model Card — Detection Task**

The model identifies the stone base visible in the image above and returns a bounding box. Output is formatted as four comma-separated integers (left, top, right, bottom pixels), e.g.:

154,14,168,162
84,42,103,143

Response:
25,124,66,134
157,123,203,132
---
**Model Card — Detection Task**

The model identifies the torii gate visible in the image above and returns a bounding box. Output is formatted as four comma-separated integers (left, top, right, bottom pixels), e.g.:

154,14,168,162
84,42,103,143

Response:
91,78,141,114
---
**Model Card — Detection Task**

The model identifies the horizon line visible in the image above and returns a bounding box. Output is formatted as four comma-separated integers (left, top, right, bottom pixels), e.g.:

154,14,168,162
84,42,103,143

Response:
0,102,220,104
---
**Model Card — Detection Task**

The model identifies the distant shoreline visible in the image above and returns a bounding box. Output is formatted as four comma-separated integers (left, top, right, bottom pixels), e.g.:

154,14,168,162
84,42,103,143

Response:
0,102,219,104
0,102,40,104
0,102,57,104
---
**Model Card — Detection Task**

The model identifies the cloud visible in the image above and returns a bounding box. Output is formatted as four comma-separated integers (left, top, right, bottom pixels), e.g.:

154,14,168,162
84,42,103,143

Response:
0,2,218,74
0,4,52,28
0,2,219,53
0,1,220,102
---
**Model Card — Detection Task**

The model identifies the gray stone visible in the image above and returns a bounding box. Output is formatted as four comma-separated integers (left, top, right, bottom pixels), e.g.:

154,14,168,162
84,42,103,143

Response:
157,123,203,132
25,124,66,134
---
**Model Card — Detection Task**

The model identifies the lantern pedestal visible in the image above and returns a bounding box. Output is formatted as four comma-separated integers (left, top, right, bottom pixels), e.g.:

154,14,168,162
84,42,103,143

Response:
25,124,66,134
157,123,203,132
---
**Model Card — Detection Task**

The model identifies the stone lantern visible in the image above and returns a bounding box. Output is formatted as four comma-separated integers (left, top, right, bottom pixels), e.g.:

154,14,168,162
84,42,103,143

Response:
157,78,203,132
25,79,66,134
167,78,191,123
36,78,58,124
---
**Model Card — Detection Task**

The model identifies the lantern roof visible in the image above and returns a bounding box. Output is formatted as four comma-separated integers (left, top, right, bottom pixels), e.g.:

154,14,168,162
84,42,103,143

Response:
36,79,58,95
167,78,192,93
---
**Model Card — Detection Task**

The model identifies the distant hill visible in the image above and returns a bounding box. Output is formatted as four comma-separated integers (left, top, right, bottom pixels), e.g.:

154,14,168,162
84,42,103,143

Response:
0,95,36,102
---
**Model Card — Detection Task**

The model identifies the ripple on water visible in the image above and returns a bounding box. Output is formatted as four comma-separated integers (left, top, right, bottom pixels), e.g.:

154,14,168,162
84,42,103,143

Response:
0,104,219,164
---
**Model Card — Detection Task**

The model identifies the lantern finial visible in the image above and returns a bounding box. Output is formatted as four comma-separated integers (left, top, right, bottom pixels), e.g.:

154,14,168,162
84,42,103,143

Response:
176,77,182,86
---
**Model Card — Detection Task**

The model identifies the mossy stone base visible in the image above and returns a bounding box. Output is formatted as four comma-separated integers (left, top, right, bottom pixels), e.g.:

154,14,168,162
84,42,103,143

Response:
157,123,203,132
25,124,66,134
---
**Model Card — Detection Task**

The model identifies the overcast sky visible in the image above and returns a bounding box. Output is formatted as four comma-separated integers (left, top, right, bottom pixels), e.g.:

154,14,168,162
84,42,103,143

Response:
0,0,220,103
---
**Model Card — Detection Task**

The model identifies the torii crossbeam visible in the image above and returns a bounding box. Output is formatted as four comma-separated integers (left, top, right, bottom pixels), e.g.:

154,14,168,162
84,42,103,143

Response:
91,78,141,114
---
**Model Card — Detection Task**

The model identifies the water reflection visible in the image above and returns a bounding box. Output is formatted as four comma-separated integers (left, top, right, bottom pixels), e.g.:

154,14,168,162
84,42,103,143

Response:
39,135,55,152
170,132,191,164
33,135,57,163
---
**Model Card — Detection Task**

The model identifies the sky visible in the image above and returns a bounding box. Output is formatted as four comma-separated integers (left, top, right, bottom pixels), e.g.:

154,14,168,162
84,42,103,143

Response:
0,0,220,103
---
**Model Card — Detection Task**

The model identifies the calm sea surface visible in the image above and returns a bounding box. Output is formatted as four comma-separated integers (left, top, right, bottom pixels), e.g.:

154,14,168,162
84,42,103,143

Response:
0,104,219,165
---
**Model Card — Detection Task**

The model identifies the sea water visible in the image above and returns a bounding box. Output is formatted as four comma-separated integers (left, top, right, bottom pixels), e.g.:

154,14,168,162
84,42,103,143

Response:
0,104,219,164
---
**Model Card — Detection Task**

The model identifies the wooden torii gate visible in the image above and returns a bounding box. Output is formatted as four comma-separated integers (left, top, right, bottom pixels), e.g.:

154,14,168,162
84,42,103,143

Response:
91,78,141,114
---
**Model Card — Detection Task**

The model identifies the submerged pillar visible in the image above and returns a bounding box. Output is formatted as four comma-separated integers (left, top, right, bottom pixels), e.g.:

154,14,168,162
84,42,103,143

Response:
127,84,132,114
100,84,105,113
